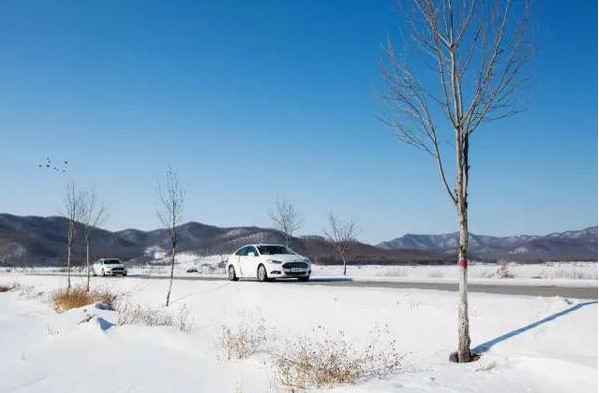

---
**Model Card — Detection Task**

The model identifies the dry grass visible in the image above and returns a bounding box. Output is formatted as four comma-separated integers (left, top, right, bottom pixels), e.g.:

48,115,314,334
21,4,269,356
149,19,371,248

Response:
495,263,514,279
217,315,269,360
116,302,192,333
274,325,403,390
0,283,16,292
541,267,597,280
52,287,119,313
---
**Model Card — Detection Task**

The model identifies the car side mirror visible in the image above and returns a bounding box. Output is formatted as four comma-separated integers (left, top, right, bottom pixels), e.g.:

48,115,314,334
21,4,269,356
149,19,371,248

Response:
247,252,256,257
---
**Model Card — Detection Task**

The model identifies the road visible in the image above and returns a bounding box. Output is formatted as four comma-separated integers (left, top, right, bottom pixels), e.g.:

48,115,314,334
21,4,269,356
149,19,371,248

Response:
30,273,598,299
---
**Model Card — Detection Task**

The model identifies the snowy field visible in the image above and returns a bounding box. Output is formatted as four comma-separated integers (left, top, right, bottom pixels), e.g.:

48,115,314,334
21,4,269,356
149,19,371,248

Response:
6,256,597,286
0,273,596,393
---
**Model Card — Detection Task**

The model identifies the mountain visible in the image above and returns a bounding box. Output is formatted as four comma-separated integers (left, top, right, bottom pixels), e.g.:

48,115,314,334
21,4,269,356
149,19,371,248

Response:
0,214,445,267
378,227,598,262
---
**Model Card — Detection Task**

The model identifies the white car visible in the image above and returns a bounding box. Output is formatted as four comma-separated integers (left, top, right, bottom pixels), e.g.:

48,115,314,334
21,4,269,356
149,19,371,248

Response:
227,244,311,282
93,258,128,276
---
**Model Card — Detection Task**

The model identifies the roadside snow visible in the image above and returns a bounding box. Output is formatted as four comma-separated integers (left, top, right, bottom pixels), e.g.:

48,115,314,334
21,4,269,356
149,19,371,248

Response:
0,274,596,393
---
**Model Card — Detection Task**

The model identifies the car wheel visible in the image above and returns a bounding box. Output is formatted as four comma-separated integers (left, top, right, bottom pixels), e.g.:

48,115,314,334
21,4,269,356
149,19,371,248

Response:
92,270,97,277
298,276,310,282
102,269,106,276
257,265,269,282
228,266,239,281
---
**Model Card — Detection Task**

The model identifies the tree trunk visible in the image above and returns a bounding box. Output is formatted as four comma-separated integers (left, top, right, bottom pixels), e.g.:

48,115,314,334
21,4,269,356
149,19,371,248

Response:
86,238,90,292
456,131,472,363
342,254,347,276
165,239,175,307
66,239,72,291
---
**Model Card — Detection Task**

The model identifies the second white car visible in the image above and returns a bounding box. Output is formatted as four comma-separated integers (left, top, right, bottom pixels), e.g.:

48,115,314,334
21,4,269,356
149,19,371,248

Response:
227,244,311,282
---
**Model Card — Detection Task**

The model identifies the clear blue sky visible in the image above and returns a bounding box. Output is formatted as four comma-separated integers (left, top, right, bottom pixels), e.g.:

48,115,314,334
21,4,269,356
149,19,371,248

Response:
0,1,596,244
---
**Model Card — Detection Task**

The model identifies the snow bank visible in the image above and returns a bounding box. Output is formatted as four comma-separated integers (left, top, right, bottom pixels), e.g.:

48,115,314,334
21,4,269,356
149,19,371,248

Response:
0,273,596,393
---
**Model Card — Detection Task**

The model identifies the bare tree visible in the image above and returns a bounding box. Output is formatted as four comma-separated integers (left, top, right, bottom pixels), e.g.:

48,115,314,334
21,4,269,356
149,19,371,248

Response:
157,166,184,307
324,213,358,276
380,0,532,362
81,188,108,291
270,198,303,246
61,182,85,290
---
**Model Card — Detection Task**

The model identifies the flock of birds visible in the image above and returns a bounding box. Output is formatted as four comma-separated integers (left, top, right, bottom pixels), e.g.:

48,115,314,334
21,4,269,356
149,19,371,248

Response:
38,157,68,174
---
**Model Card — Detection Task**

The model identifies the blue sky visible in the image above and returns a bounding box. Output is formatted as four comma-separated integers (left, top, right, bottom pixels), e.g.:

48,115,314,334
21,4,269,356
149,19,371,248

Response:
0,1,596,243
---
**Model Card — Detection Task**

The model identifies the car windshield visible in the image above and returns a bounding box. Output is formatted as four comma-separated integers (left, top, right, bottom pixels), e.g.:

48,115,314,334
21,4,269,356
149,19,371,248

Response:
257,245,294,255
104,259,121,265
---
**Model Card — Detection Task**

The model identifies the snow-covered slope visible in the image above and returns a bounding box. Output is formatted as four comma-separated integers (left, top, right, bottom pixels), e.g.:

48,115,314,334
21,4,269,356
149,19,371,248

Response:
0,274,596,393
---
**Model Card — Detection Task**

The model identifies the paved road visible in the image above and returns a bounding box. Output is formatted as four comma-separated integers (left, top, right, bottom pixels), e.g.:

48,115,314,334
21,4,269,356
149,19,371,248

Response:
28,273,598,299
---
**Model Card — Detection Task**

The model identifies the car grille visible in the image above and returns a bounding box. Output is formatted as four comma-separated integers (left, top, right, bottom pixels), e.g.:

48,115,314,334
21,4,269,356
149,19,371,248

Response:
282,262,308,269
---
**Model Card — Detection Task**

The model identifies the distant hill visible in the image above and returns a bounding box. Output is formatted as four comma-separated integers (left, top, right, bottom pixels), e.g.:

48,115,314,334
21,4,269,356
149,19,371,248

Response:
0,214,445,267
378,227,598,262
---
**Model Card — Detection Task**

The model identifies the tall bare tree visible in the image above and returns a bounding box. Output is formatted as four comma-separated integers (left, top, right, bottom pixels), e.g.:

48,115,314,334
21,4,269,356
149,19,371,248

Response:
81,188,108,291
270,198,303,246
61,182,85,290
157,166,184,307
324,213,358,276
380,0,532,362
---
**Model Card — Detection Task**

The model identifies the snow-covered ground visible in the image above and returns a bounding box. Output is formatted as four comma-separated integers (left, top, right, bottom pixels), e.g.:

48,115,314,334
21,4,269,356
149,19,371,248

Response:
0,273,596,393
7,259,596,286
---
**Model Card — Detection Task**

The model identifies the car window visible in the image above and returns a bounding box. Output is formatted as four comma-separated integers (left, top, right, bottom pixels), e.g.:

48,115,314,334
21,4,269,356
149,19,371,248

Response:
257,245,295,255
247,246,258,256
235,247,247,256
104,259,121,265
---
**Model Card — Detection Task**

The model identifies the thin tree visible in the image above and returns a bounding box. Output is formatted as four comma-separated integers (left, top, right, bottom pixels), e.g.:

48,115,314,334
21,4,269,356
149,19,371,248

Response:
380,0,532,362
324,213,358,276
61,182,85,290
157,166,184,307
270,198,303,246
81,188,108,291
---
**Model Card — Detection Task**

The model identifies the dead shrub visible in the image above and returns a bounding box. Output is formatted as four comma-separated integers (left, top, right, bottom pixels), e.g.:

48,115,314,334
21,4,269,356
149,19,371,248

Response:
495,263,514,279
93,288,119,310
52,287,119,313
217,315,268,360
0,283,16,292
274,325,403,390
116,302,192,332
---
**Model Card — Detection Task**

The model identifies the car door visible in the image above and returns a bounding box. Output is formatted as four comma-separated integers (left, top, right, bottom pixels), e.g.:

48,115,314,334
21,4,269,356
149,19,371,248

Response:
242,246,260,277
236,247,249,277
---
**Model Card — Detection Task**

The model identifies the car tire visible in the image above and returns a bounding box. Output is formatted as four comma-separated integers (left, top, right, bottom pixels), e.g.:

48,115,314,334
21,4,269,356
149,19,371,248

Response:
228,266,239,281
93,270,97,277
102,269,106,277
298,276,310,282
257,265,269,282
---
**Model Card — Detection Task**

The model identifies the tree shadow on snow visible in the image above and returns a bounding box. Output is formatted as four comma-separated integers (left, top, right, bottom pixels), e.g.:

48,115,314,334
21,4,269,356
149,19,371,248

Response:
472,300,598,354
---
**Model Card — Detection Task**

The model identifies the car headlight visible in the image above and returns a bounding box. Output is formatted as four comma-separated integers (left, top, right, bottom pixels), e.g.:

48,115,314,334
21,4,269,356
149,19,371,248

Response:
268,259,283,264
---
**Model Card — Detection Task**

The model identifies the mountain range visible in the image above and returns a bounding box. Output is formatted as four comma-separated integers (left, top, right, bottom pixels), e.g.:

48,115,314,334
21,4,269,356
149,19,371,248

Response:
0,213,596,266
378,227,598,262
0,214,443,267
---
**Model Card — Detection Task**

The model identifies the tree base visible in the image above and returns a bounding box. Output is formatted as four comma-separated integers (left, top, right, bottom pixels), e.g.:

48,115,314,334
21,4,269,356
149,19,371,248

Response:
449,351,480,363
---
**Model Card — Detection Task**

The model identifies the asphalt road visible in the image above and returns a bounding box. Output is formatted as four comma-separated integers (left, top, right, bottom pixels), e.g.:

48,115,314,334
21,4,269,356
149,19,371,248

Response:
29,273,598,299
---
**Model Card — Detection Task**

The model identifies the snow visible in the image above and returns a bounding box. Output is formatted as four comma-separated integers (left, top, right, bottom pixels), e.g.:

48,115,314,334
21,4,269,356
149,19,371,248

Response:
6,259,596,283
0,273,596,393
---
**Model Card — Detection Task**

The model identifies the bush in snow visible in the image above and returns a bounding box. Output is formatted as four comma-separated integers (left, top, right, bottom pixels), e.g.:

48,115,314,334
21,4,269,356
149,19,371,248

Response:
0,281,21,292
217,315,269,360
495,263,514,279
52,287,119,313
274,325,403,390
116,302,192,332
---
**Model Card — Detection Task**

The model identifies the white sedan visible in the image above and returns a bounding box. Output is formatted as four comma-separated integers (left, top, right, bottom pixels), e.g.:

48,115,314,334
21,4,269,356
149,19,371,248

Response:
227,244,311,282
